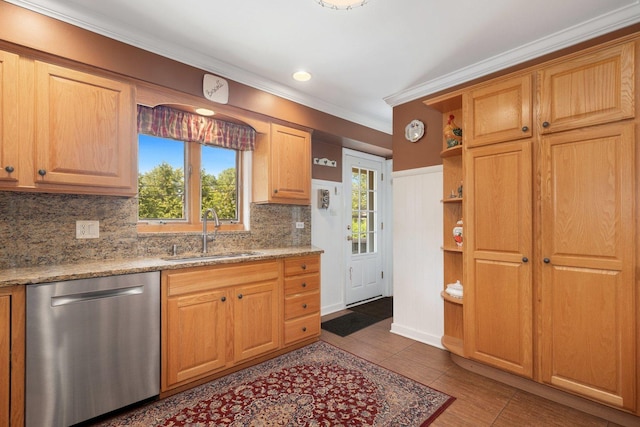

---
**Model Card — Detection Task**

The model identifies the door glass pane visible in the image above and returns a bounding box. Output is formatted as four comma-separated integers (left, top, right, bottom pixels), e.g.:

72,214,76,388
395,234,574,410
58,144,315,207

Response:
351,166,377,255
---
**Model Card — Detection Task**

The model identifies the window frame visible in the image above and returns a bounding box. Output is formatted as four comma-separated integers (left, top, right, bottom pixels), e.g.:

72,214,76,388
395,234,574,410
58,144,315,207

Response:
137,138,245,234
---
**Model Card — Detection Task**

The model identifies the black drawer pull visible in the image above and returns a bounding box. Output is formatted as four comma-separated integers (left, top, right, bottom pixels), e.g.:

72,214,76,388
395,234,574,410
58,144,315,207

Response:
4,166,14,173
522,126,529,132
301,264,307,270
542,121,550,128
38,169,47,176
302,304,308,309
302,327,307,332
221,296,226,302
238,294,243,299
301,282,307,288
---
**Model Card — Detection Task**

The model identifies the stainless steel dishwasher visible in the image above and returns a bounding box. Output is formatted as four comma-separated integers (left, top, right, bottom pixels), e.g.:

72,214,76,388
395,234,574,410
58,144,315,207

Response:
26,271,160,427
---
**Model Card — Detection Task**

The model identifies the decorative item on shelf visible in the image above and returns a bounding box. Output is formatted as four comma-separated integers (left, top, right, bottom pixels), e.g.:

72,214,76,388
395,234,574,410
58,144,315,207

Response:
444,115,462,148
457,181,463,198
445,280,463,299
449,190,457,199
404,119,425,143
453,218,463,247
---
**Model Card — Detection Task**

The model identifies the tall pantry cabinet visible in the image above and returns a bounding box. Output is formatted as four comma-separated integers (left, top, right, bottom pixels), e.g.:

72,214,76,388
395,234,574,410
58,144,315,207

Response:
427,37,638,414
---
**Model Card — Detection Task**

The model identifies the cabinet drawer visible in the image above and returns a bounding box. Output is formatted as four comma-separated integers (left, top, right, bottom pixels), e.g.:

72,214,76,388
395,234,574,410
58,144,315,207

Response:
165,261,279,296
284,274,319,296
284,313,320,345
284,291,320,320
284,255,320,276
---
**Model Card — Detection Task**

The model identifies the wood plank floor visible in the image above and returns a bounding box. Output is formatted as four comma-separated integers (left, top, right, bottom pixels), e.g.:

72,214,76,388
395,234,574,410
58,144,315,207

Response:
321,312,632,427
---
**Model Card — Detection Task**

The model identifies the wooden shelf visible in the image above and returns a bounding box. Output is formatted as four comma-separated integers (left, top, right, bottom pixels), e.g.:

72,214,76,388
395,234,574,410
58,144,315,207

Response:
442,197,463,203
442,246,463,253
441,291,463,305
440,145,463,158
441,335,464,356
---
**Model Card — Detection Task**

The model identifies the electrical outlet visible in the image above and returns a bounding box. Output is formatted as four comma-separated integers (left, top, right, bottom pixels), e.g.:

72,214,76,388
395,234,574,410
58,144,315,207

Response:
76,220,100,239
295,222,305,229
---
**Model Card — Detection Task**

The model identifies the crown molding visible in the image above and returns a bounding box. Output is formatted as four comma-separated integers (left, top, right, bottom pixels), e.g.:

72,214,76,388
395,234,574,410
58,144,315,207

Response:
384,1,640,107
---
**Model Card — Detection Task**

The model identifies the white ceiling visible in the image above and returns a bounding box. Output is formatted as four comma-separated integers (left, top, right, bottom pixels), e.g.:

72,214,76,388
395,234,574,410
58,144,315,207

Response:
8,0,640,135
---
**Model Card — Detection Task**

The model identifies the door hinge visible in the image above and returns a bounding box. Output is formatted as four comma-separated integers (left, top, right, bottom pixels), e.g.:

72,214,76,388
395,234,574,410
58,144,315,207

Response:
381,173,384,181
381,222,384,230
381,271,384,279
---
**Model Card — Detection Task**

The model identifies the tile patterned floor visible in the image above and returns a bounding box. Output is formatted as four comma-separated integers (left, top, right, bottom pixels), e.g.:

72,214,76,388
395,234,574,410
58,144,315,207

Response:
321,312,629,427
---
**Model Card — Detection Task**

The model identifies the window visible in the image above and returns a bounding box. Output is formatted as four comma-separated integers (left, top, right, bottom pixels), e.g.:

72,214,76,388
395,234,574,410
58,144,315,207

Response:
136,104,255,233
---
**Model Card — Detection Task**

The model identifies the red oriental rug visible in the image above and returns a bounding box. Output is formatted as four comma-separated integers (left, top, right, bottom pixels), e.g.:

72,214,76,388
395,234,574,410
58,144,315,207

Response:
98,341,454,426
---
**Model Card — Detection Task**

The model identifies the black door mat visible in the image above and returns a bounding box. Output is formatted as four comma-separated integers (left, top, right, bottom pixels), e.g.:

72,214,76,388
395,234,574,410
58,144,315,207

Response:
349,297,393,320
321,312,382,337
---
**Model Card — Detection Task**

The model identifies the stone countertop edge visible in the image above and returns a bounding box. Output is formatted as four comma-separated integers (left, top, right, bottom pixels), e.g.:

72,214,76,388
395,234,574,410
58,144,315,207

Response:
0,246,324,287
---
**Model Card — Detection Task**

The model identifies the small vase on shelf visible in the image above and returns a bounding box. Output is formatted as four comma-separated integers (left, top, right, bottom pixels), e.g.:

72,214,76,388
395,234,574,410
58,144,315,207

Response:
453,218,463,247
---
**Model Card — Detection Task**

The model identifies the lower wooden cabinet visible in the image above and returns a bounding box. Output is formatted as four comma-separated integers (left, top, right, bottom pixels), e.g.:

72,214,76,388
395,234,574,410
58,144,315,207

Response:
161,255,321,393
0,286,24,427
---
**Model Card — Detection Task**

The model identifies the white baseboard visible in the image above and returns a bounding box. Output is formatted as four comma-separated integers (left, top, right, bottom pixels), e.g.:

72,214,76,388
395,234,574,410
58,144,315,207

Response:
321,303,346,317
390,322,445,350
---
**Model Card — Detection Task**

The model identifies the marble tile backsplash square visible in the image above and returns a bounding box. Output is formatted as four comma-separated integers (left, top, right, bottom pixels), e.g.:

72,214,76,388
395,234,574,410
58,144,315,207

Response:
0,192,310,269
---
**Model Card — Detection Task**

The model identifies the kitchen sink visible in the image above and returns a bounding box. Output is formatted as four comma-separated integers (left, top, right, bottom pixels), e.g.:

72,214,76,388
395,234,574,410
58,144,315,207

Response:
162,251,262,262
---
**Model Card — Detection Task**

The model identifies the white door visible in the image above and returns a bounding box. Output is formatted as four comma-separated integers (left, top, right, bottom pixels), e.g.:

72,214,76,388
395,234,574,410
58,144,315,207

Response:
344,153,384,306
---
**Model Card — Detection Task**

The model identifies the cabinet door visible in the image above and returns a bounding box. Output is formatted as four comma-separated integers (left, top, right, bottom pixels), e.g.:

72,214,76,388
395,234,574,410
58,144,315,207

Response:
234,280,279,362
464,140,533,377
538,42,634,134
0,50,18,184
270,123,311,203
463,74,532,147
539,123,635,410
0,295,9,427
164,289,229,390
34,61,135,193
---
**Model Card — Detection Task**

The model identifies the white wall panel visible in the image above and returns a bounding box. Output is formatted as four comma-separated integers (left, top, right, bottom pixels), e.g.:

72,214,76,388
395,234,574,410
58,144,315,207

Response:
390,166,444,349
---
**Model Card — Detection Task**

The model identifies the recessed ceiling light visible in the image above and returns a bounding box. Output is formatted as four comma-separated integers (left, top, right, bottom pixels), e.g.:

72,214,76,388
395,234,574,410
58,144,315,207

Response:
315,0,368,10
195,107,215,116
293,71,312,82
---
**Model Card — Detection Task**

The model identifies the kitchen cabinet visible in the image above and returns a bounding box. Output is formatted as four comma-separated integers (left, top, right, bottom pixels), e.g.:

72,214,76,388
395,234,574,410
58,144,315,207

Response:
0,48,136,196
463,73,532,147
538,42,634,134
0,286,25,427
0,50,18,184
161,260,281,392
283,255,321,345
539,122,635,410
252,123,311,205
464,140,533,377
423,92,465,356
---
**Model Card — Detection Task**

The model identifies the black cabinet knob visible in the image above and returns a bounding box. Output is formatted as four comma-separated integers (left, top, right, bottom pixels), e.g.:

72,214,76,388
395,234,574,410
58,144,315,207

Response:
542,121,550,128
301,264,307,270
274,189,278,194
4,166,14,173
301,282,307,288
302,327,307,332
522,257,529,263
302,304,308,309
221,296,226,302
522,126,529,132
237,294,243,299
38,169,47,176
543,258,550,264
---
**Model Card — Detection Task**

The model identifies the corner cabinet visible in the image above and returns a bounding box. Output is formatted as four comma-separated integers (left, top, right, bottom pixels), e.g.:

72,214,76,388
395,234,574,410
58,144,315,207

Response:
252,123,311,205
424,93,465,356
0,286,25,427
0,49,136,196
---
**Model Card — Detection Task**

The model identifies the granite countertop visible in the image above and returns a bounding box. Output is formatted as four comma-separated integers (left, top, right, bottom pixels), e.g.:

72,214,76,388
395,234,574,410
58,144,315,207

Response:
0,246,323,287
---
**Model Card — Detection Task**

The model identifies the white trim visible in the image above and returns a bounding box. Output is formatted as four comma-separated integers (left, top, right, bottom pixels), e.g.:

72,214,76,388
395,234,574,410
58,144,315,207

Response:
392,164,443,179
390,323,445,350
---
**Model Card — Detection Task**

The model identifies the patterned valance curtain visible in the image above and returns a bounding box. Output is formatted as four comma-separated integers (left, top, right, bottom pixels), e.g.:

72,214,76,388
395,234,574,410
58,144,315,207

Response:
137,105,256,151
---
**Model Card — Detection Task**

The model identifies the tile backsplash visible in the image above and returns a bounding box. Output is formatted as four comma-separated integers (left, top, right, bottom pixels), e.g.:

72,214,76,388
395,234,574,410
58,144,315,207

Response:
0,192,311,269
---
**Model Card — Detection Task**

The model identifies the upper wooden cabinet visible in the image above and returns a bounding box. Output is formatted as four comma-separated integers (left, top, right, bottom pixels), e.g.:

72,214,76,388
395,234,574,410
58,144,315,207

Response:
463,74,533,147
33,62,136,193
0,50,19,184
253,123,311,205
0,49,136,196
538,42,635,134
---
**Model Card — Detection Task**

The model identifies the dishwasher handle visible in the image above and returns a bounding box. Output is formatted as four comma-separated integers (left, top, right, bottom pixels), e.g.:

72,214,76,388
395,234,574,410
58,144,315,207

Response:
51,285,144,307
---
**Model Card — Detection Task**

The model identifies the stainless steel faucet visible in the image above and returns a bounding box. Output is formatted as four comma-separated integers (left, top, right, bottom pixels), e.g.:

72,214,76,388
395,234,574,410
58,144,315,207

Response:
202,207,221,254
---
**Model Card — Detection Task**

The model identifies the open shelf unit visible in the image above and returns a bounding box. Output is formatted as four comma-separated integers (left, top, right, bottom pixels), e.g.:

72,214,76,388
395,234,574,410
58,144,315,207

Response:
424,91,465,356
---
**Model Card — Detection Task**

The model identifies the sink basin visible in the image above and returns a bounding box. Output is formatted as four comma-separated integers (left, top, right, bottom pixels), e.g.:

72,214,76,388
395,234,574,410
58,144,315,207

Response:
163,251,262,262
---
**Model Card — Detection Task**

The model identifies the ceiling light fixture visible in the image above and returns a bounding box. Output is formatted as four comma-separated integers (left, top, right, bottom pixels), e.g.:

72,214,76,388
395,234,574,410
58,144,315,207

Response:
315,0,368,10
293,71,312,82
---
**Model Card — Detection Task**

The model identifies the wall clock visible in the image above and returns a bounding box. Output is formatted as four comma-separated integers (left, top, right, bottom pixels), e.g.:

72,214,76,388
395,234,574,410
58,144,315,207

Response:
405,119,425,143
